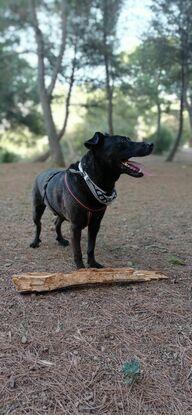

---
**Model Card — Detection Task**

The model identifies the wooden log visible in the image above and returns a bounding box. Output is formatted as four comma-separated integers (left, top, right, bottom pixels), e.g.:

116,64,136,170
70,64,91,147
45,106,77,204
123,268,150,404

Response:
12,268,167,293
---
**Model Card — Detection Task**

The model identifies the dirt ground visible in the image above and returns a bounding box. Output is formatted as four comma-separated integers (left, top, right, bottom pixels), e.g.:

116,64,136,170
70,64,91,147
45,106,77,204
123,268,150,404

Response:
0,155,192,415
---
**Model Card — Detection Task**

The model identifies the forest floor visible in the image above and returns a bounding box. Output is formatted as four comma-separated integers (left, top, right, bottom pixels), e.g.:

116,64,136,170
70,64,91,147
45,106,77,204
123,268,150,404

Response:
0,155,192,415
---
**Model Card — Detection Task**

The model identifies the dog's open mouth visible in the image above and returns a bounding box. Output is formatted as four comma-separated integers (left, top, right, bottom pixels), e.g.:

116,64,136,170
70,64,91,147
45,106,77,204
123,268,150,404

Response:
121,160,144,177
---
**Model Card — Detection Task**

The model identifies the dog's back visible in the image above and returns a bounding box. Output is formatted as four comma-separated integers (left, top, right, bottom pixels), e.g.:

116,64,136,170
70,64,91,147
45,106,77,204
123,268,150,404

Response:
34,168,64,199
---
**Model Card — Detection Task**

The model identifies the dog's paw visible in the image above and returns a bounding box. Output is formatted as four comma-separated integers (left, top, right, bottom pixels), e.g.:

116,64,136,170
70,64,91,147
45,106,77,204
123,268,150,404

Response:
56,237,69,247
75,261,85,269
30,240,41,248
87,261,104,269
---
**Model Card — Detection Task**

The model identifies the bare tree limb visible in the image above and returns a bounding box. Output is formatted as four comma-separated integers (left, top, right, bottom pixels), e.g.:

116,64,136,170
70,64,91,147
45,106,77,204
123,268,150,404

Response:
47,1,67,97
57,37,78,140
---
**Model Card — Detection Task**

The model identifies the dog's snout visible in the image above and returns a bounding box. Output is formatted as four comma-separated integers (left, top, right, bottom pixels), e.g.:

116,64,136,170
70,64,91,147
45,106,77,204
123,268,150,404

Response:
150,144,154,154
149,142,154,149
143,142,154,153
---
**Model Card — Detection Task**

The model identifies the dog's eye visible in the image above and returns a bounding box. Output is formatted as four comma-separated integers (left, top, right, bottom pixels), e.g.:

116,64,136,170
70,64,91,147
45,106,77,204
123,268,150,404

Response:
122,137,129,143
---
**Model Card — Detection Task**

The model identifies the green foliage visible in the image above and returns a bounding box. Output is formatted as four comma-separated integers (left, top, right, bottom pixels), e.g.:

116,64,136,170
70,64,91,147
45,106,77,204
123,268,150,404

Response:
16,111,45,136
122,37,178,112
151,0,192,158
0,40,44,141
122,360,141,385
0,147,19,163
81,0,124,95
0,0,191,160
168,255,185,266
64,88,139,155
147,126,174,154
0,1,45,145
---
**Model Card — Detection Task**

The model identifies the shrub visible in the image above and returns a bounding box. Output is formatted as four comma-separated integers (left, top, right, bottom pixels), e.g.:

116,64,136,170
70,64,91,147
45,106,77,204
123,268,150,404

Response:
147,126,174,154
0,147,19,163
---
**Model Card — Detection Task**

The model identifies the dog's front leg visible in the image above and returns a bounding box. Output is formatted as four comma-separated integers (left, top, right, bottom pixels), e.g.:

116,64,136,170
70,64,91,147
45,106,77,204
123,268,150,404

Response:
71,224,85,269
87,216,104,268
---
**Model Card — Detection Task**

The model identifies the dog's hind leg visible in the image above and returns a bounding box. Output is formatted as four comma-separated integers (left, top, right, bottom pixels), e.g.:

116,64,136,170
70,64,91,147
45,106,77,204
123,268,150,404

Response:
55,216,69,247
30,202,46,248
30,183,46,248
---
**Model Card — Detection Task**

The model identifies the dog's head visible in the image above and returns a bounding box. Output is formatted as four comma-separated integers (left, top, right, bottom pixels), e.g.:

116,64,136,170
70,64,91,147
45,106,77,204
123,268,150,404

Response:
84,132,153,178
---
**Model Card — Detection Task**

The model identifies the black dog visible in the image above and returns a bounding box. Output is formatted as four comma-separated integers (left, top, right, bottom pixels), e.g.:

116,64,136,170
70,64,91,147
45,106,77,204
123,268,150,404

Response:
30,132,153,268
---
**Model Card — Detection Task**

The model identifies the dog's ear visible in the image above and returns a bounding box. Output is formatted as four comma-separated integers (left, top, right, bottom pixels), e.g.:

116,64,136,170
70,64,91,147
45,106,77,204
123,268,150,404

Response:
84,132,104,149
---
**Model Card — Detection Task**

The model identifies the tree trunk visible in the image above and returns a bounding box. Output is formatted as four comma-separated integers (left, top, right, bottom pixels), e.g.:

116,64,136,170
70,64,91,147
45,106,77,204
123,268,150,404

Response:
166,60,185,162
30,0,65,166
35,149,50,163
35,38,77,163
186,99,192,147
39,80,65,166
103,2,114,135
35,92,75,162
166,26,188,162
105,57,114,135
154,100,162,153
35,85,71,164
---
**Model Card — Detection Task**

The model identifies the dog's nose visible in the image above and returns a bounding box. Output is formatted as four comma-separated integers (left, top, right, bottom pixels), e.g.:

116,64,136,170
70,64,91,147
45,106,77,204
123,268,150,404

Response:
144,142,153,151
148,143,154,151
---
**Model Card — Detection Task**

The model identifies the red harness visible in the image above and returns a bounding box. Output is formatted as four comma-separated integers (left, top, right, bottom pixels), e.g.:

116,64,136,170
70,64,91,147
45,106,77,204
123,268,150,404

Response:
64,173,106,225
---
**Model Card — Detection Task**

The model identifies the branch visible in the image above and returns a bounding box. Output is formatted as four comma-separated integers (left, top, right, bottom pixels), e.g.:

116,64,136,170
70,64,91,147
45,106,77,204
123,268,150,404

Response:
57,38,78,140
1,49,36,58
47,1,67,97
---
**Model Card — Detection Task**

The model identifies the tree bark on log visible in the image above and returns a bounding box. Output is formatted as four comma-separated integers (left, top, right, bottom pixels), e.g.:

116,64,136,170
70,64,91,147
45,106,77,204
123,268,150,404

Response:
12,268,167,293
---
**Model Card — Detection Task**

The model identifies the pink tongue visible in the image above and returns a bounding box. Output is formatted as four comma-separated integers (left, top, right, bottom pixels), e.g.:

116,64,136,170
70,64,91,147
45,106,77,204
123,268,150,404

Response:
128,161,154,177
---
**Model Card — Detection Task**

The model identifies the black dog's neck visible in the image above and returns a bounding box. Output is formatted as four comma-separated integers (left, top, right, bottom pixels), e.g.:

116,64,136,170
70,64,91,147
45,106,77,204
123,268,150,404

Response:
81,151,120,194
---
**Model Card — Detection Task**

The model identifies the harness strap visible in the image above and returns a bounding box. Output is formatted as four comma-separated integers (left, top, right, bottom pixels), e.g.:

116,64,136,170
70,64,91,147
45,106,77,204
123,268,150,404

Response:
69,162,117,205
43,171,62,216
64,173,106,214
42,170,106,226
